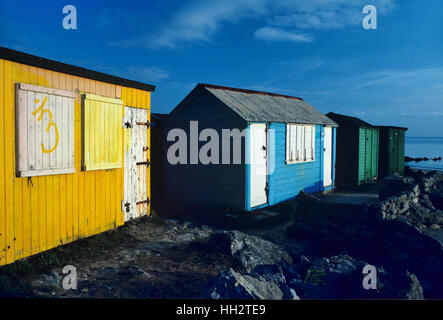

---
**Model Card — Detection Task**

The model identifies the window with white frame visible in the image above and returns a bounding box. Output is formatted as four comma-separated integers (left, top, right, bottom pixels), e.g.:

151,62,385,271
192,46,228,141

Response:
286,124,315,163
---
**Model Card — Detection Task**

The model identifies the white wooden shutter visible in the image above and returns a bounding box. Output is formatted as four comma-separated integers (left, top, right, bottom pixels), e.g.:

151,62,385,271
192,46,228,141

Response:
286,124,291,161
299,126,303,161
289,125,295,161
305,126,314,161
15,83,75,177
311,126,315,161
82,94,123,171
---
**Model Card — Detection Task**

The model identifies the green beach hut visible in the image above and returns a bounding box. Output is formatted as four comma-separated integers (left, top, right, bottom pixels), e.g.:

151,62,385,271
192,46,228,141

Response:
376,126,408,177
326,112,380,187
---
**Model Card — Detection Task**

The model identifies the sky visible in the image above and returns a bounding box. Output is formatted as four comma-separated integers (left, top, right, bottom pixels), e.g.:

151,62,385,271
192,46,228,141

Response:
1,0,442,136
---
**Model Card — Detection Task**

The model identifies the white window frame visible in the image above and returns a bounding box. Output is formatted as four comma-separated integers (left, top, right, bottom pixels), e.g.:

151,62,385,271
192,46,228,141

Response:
286,124,315,164
15,83,76,177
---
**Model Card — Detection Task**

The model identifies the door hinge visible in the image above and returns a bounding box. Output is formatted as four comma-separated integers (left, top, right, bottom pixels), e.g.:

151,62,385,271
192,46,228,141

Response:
121,201,130,213
124,121,133,128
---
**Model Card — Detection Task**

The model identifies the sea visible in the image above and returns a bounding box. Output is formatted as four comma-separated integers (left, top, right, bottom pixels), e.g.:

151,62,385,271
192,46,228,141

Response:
405,137,443,171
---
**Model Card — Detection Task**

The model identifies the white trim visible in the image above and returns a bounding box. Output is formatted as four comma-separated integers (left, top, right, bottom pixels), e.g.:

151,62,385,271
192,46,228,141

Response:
285,159,316,165
285,124,316,164
17,83,75,98
17,168,76,177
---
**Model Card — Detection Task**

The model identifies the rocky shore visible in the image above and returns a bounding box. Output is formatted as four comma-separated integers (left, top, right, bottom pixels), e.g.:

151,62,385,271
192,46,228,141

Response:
405,156,442,162
0,170,442,299
205,169,443,299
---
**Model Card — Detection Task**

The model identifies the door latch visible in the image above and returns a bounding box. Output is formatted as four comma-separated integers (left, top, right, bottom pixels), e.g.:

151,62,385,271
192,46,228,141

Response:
136,159,150,167
122,201,130,213
136,120,150,128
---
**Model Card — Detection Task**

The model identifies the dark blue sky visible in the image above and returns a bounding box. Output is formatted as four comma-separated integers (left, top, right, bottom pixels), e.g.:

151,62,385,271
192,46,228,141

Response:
1,0,442,136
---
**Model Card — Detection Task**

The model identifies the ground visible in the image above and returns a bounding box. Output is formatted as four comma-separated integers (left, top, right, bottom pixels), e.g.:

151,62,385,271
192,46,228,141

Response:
0,172,441,299
0,192,369,298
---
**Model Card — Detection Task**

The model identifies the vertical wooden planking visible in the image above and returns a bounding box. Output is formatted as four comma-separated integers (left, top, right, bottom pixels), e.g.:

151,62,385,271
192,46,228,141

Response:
58,73,67,244
83,79,92,235
116,85,123,226
36,68,47,252
65,76,74,242
72,77,79,240
62,98,69,168
0,57,152,266
84,80,91,235
89,80,97,235
12,64,24,259
27,91,36,172
51,71,61,245
132,88,137,108
112,85,118,226
98,83,106,231
95,97,102,232
77,77,85,237
22,67,36,257
4,61,15,263
46,138,54,251
0,59,5,265
110,94,116,225
104,106,110,230
146,92,151,216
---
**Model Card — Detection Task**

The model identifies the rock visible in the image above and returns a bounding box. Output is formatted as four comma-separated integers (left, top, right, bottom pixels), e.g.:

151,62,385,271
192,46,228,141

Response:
289,288,300,300
429,192,443,210
417,170,443,193
379,184,443,230
294,255,367,299
31,270,63,291
379,176,417,200
287,192,382,253
202,231,299,300
292,254,425,299
206,231,292,273
204,267,298,300
406,272,424,300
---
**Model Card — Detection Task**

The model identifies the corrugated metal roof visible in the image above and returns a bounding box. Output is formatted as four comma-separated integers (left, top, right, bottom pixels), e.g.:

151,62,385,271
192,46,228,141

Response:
200,84,337,127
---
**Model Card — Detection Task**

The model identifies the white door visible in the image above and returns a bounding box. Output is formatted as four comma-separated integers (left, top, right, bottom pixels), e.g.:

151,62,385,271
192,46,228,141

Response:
123,107,149,221
250,123,268,207
323,127,333,187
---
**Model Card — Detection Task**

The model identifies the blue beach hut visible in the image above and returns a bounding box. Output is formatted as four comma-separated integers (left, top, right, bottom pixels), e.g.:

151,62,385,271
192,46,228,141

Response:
162,84,337,211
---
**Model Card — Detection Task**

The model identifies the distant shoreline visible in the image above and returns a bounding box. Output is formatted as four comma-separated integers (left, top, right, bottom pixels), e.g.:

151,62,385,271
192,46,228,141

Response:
406,165,443,172
406,136,443,139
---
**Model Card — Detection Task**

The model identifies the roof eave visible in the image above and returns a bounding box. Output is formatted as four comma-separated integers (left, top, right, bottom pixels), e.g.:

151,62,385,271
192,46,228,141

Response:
0,46,155,92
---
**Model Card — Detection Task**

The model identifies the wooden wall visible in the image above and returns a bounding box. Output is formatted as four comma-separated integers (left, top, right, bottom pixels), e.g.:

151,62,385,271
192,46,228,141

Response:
0,58,151,266
164,87,247,210
267,123,326,206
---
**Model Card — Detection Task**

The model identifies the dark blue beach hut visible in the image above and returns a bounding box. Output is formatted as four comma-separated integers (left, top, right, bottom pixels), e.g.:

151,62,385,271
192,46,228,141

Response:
162,84,337,211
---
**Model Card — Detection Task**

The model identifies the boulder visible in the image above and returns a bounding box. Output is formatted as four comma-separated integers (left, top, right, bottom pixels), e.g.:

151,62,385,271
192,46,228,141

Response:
379,176,418,201
429,191,443,210
287,192,382,254
293,254,424,299
204,267,299,300
205,230,292,273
